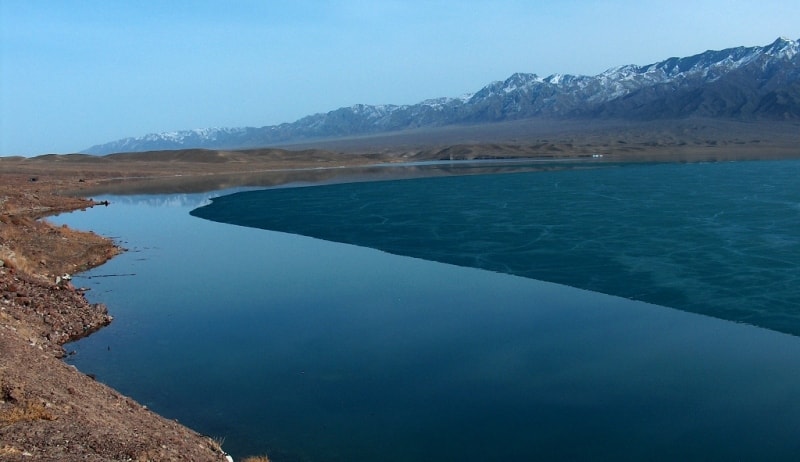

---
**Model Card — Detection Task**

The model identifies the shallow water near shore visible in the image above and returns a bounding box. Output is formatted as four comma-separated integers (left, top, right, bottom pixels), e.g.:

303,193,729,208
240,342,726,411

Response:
53,160,800,461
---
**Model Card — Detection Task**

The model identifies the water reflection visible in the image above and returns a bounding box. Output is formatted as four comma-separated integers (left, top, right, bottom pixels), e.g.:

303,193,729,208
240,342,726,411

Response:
73,158,607,196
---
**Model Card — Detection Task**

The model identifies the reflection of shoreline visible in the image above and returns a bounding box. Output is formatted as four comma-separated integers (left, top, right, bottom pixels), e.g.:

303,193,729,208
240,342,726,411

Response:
74,158,614,196
371,156,600,167
87,189,258,208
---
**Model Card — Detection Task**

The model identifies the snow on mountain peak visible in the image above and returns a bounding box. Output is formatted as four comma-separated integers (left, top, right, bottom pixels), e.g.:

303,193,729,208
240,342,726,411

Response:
763,36,799,59
546,73,564,85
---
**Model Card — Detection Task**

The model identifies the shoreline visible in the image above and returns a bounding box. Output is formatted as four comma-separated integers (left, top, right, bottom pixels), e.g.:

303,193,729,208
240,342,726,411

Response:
0,156,614,460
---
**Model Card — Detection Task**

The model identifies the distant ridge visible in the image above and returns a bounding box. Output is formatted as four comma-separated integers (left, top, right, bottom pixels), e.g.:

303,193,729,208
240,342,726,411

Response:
83,37,800,155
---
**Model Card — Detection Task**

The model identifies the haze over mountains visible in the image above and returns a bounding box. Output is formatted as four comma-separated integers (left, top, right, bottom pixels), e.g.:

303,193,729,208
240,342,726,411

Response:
83,37,800,155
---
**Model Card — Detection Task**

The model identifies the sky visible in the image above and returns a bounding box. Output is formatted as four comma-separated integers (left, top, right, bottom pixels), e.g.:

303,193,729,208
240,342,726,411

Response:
1,0,798,156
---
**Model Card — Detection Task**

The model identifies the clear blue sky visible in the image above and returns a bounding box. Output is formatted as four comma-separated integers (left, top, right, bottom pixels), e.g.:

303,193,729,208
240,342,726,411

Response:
1,0,798,156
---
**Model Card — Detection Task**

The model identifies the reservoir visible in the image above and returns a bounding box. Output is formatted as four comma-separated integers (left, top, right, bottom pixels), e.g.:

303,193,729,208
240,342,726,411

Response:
53,160,800,461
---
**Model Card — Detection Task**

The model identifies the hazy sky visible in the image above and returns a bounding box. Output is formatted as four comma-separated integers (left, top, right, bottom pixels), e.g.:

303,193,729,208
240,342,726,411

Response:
1,0,798,156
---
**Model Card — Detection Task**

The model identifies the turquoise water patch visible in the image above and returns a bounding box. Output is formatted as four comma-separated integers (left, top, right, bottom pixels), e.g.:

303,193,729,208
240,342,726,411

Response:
192,160,800,335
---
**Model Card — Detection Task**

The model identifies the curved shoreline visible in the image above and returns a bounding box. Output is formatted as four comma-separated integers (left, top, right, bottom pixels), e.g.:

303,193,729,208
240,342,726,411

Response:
0,156,599,460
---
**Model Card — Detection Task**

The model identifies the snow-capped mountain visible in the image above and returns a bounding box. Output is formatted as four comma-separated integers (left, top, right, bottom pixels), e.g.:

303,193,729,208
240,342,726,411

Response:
85,127,261,154
82,37,800,155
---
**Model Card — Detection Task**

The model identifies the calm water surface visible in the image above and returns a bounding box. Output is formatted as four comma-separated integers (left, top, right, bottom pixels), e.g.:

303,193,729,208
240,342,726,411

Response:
194,160,800,336
52,161,800,461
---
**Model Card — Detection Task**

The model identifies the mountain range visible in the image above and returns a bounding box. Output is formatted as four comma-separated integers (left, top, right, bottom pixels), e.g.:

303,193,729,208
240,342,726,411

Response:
83,37,800,155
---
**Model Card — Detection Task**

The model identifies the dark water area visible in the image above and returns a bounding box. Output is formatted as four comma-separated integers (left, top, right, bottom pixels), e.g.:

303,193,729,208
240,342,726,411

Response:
193,160,800,336
52,160,800,461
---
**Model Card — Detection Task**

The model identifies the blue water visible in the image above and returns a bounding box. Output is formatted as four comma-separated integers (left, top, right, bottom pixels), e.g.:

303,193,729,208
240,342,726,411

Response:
51,160,800,461
193,160,800,336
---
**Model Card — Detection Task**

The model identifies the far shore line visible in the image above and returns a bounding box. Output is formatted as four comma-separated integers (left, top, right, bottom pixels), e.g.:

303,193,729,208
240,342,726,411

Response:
41,151,800,198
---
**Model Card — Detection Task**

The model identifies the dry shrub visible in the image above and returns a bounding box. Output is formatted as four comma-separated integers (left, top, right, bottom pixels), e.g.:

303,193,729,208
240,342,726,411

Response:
0,446,24,456
0,400,55,424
